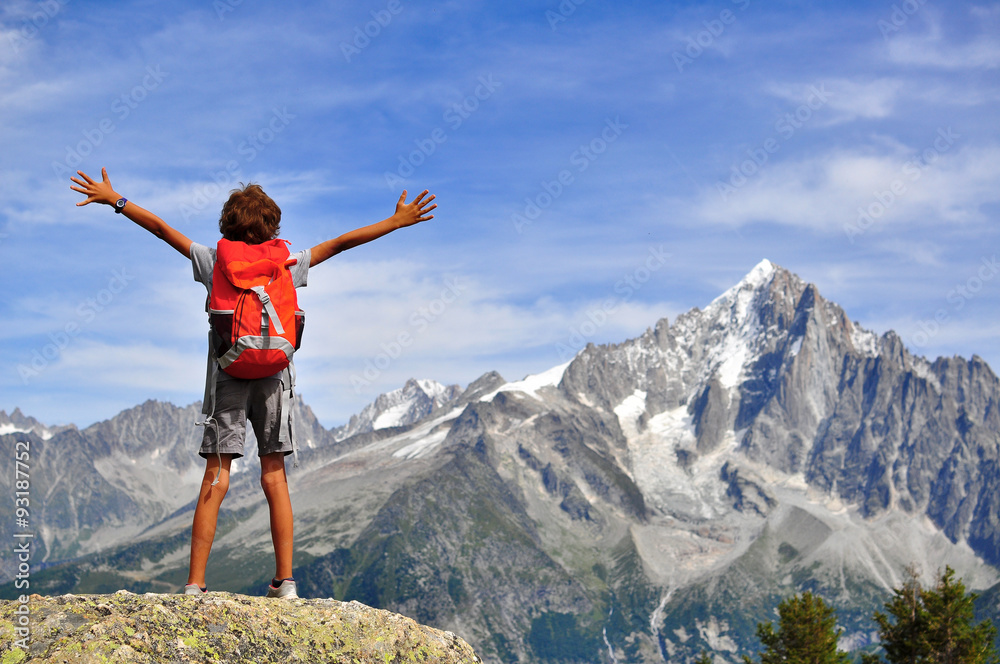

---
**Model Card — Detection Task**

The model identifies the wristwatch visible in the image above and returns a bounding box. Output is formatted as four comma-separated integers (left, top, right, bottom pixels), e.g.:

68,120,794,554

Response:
114,197,128,213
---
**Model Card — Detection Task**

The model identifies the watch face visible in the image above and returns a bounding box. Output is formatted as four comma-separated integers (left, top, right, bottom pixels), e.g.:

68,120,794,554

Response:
116,198,126,209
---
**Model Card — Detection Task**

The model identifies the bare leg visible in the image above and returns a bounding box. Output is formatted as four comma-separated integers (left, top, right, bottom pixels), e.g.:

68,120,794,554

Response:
187,454,234,588
260,452,293,581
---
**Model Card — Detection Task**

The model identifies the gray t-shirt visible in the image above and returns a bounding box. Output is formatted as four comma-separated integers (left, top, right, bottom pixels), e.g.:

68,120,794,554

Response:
190,241,311,382
190,241,310,291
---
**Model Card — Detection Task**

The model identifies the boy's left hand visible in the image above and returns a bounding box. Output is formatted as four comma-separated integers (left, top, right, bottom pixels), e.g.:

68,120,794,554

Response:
394,190,437,228
70,167,120,207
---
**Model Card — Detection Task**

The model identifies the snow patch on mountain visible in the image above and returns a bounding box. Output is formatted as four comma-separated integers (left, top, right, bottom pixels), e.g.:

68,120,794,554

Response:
0,423,52,440
336,378,461,440
911,356,943,391
612,389,647,439
650,259,779,399
614,391,732,520
709,259,776,309
390,406,466,460
0,409,56,440
850,321,880,357
481,361,571,402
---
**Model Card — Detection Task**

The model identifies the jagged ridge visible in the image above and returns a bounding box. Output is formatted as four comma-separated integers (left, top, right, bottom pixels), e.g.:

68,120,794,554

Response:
4,260,1000,664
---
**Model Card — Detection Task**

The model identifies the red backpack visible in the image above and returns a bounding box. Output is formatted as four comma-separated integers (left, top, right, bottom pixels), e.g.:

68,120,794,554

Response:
209,238,304,379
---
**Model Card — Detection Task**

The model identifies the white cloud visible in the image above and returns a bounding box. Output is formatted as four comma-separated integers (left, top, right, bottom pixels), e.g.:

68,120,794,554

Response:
766,78,904,123
823,78,904,121
55,340,204,392
695,142,1000,235
884,10,1000,69
889,35,1000,69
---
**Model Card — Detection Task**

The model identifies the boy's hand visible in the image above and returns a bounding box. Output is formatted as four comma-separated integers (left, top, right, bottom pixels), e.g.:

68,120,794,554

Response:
70,167,121,207
309,189,437,266
393,189,437,228
70,167,193,256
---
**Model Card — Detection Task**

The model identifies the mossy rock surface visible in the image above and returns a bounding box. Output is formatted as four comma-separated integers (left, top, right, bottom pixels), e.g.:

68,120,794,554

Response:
0,590,482,663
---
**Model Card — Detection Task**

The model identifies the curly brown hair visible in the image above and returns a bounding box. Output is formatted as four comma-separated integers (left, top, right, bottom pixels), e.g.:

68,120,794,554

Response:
218,183,281,244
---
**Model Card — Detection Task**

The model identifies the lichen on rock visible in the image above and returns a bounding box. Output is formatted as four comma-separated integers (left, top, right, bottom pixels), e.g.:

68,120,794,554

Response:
0,590,483,663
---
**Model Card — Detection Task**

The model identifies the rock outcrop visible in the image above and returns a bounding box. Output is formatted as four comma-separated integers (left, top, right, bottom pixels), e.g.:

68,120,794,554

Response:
0,591,482,663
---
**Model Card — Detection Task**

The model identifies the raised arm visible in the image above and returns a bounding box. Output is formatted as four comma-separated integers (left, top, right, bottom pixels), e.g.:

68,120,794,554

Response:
309,189,436,268
71,168,193,258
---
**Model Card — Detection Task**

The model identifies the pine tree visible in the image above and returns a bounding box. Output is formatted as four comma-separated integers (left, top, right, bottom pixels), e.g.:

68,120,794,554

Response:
870,565,999,664
744,591,849,664
922,567,998,664
871,565,930,664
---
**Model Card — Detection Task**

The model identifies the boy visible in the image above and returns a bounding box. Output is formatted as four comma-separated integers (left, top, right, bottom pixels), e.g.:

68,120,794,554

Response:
70,167,436,598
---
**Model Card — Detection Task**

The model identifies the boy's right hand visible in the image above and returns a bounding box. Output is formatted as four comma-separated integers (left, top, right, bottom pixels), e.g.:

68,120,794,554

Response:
393,189,437,228
70,167,121,208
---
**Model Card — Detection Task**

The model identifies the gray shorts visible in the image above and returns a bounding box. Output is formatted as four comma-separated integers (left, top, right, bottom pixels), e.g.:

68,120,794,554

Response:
200,375,293,459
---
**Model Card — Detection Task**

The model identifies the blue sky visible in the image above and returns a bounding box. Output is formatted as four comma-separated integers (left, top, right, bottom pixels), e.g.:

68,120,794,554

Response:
2,0,999,428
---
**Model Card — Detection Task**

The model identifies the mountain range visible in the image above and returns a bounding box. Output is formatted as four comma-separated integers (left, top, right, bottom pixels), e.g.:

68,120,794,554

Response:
3,259,999,664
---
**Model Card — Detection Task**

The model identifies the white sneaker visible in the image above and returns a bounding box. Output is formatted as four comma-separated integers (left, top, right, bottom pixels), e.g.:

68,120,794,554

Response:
184,584,206,595
266,578,298,599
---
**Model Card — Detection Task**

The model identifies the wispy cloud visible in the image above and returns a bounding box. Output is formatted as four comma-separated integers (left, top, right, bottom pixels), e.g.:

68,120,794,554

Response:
693,143,1000,234
884,9,1000,69
2,0,999,428
766,78,905,123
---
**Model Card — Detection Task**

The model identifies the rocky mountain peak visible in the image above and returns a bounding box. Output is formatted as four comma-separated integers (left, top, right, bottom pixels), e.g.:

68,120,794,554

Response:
5,260,1000,664
559,260,823,417
334,378,463,440
0,407,62,440
560,260,1000,568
